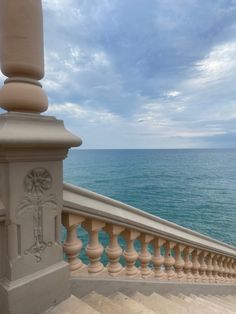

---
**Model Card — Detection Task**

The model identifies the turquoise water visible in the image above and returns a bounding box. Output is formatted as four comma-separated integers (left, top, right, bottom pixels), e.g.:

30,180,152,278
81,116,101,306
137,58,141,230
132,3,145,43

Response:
64,149,236,247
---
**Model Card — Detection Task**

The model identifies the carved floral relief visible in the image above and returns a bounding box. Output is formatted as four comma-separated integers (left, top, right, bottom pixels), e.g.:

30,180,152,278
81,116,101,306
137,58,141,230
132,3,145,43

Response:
17,168,57,263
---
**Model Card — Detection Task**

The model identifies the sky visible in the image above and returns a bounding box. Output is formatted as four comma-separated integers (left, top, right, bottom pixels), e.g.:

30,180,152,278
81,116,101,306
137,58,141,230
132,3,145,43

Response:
2,0,236,148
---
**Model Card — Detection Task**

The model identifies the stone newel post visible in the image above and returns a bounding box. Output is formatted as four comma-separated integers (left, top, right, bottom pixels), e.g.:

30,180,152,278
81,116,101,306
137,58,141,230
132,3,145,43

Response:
0,0,48,113
0,1,82,313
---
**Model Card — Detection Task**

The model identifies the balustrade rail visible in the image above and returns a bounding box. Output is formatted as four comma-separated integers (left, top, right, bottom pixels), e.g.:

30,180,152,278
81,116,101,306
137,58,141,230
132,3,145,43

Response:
62,183,236,283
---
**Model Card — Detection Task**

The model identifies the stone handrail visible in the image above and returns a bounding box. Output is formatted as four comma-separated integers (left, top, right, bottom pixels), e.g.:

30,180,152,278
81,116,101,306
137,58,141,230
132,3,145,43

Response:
62,182,236,283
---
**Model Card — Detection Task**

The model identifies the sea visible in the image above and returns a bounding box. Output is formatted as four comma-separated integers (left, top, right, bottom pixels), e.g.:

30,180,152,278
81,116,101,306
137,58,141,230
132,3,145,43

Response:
64,149,236,254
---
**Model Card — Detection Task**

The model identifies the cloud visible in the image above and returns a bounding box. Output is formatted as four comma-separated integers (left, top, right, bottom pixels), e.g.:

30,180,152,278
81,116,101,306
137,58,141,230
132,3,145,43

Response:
47,102,121,124
2,1,236,147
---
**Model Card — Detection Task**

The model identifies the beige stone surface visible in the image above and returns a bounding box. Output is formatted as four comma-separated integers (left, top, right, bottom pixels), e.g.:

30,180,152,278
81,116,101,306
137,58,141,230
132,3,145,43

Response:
132,291,185,314
40,289,236,314
44,295,100,314
82,291,125,314
110,291,156,314
203,295,236,311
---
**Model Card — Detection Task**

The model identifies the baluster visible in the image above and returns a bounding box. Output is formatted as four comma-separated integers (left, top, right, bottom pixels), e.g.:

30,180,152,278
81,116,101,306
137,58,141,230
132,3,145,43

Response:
218,256,224,283
230,258,235,283
174,244,185,281
82,219,105,275
199,251,208,282
62,213,85,272
206,253,214,283
222,257,229,282
183,247,194,281
192,249,201,282
233,260,236,283
226,257,231,282
164,241,176,280
226,258,231,283
139,234,154,278
122,229,140,277
152,238,165,279
212,254,220,283
104,224,125,276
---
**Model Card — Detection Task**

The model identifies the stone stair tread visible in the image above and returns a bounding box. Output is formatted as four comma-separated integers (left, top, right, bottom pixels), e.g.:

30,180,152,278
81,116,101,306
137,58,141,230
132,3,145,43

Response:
43,292,236,314
150,292,188,313
189,294,236,314
132,291,184,314
110,292,156,314
202,295,236,311
224,295,236,304
166,294,214,314
82,291,124,314
43,295,100,314
167,294,190,306
177,294,226,314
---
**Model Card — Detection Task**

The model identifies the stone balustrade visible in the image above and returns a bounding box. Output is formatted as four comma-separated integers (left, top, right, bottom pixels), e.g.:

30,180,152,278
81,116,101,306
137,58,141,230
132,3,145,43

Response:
62,183,236,283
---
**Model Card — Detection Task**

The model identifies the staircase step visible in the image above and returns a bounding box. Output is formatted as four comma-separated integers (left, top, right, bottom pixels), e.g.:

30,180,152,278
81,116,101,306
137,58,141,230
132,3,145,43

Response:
223,295,236,305
132,291,184,314
202,295,236,311
167,294,189,306
110,292,156,314
82,291,124,314
44,291,236,314
189,294,236,314
44,295,100,314
150,293,188,314
178,294,225,314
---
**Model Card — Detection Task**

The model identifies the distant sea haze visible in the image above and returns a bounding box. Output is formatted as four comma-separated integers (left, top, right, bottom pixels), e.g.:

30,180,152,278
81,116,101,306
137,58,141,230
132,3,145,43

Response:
64,149,236,247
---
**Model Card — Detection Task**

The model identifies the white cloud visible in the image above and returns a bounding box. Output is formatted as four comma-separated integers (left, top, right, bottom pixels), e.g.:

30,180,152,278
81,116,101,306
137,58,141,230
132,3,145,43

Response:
188,41,236,87
165,90,181,97
47,102,121,124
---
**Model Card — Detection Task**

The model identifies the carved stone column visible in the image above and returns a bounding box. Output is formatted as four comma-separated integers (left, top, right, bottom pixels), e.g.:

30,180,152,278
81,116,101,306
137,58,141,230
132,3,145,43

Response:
152,238,165,279
218,256,224,282
164,241,176,280
222,257,229,282
82,219,105,275
233,260,236,283
138,234,154,278
174,244,185,281
206,252,214,283
105,224,125,276
199,251,208,282
62,213,85,272
183,247,193,281
192,249,201,282
0,1,82,313
212,254,220,283
122,229,140,277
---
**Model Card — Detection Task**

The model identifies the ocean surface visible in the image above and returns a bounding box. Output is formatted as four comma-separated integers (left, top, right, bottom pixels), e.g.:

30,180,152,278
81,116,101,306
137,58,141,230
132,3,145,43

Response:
64,149,236,249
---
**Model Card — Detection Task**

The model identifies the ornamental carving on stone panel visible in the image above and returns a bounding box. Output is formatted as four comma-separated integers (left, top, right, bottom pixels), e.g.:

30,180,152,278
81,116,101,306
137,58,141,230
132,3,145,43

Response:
17,168,57,263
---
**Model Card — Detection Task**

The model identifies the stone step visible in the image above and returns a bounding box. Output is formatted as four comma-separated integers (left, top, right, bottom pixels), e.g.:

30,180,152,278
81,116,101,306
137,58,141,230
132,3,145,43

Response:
46,291,236,314
43,295,101,314
132,291,184,314
150,293,188,314
222,295,236,305
164,293,217,314
110,292,156,314
82,291,124,314
178,294,228,314
189,294,236,314
202,295,236,311
167,294,191,306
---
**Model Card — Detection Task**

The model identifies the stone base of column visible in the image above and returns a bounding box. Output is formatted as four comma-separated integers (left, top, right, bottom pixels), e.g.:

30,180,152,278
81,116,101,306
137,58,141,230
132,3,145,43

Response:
0,261,70,314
